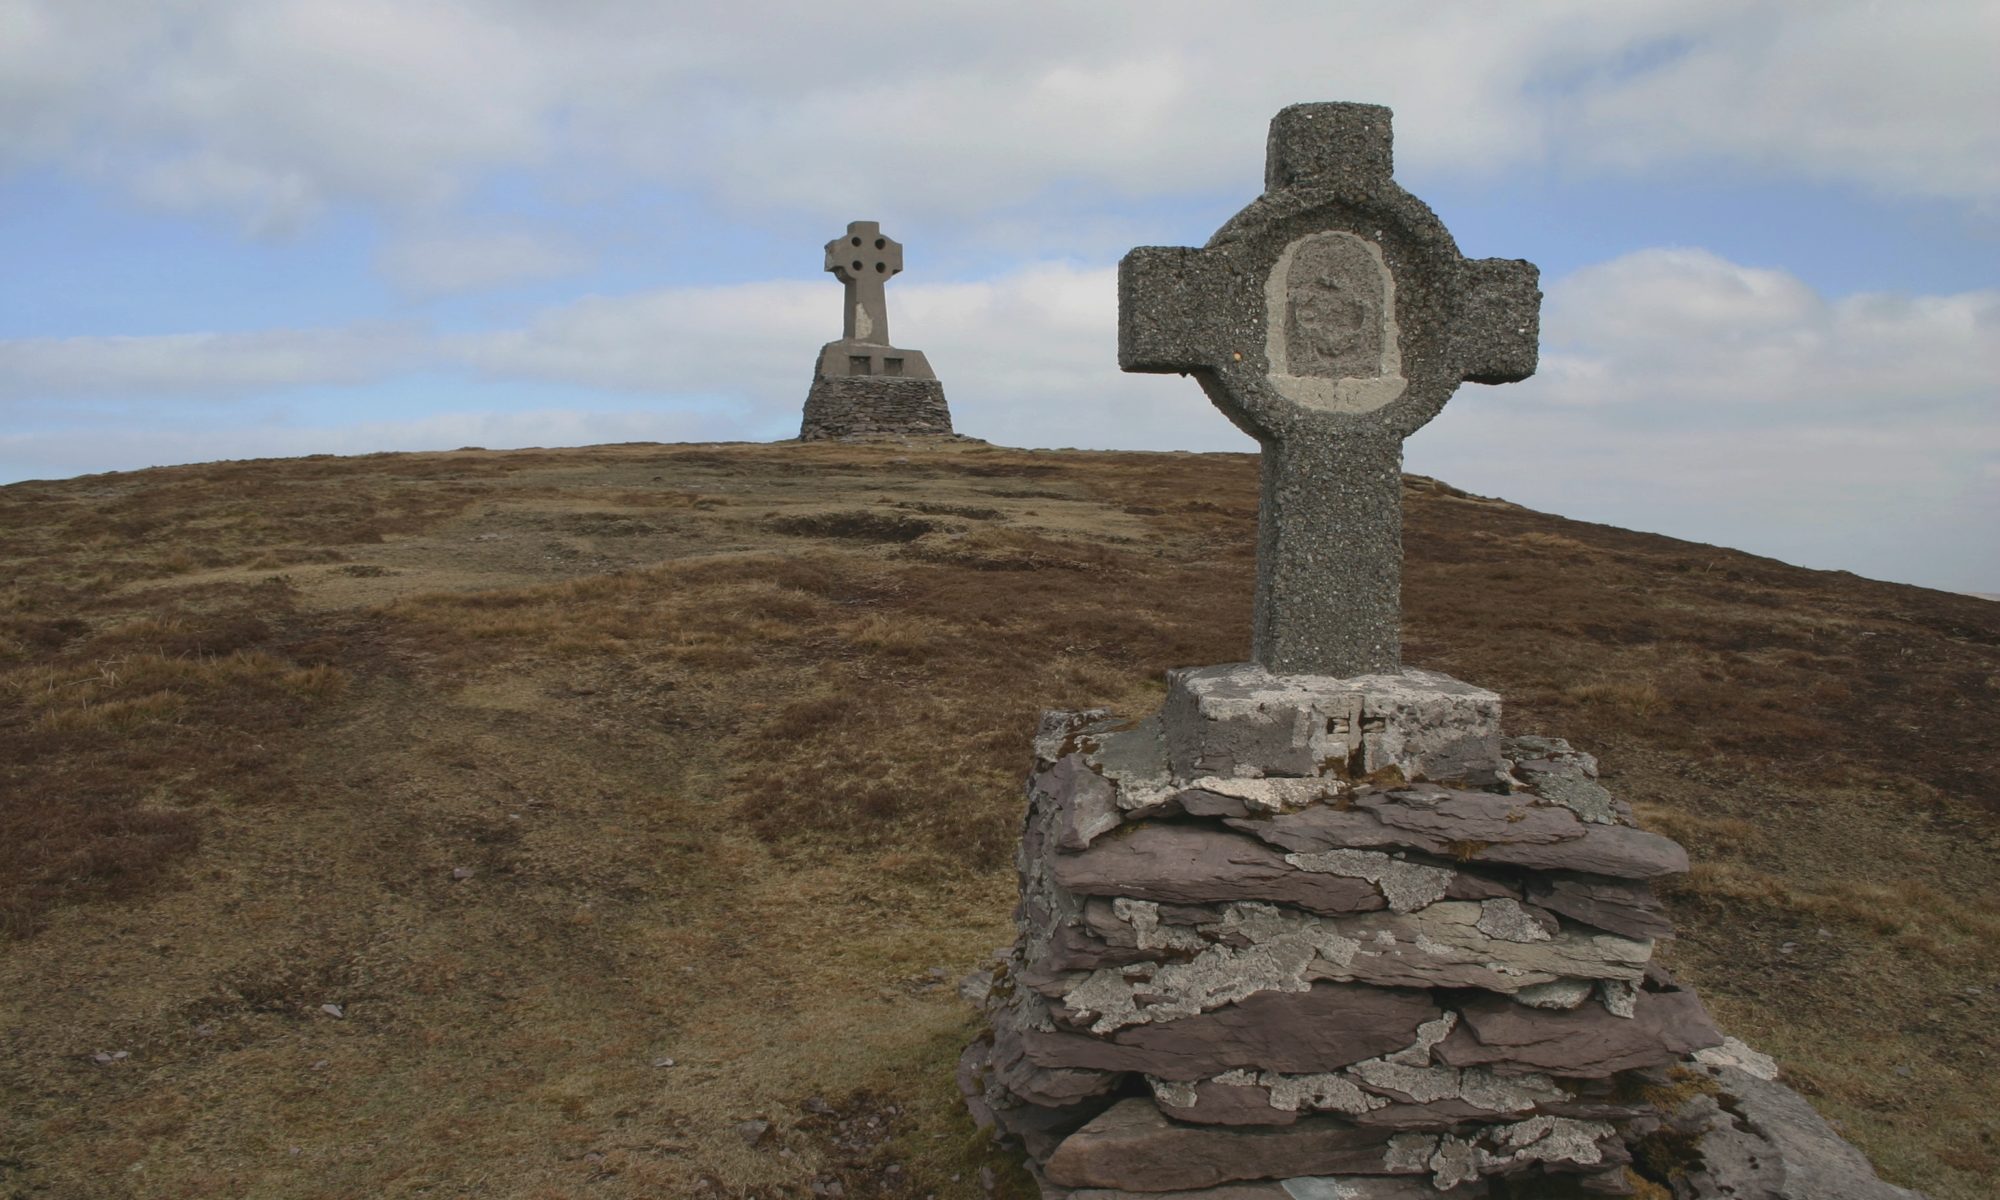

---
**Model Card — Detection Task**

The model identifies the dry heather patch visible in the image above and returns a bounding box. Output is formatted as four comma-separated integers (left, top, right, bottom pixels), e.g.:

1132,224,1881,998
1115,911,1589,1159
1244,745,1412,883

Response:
1,439,1994,1200
0,580,354,939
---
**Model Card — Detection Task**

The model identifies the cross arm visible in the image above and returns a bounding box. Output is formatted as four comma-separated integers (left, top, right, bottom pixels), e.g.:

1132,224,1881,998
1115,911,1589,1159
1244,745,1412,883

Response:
1453,257,1541,385
1117,245,1236,374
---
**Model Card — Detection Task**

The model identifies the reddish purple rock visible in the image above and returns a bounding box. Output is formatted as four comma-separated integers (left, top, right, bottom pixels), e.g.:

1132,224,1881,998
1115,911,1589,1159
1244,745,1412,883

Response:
1527,874,1675,940
1438,986,1723,1077
1021,983,1440,1080
1043,1099,1409,1191
1054,822,1386,914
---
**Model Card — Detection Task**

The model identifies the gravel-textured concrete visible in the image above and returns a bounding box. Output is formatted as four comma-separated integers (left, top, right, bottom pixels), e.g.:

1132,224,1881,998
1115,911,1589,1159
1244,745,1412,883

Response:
1119,103,1540,676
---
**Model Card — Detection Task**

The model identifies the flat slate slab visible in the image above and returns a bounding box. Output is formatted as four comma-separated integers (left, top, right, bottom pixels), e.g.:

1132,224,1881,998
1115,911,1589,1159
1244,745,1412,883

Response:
1044,1099,1408,1192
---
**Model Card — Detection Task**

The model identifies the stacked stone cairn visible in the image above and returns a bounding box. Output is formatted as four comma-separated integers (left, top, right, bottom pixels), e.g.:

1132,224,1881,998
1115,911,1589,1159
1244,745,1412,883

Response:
964,670,1728,1198
959,103,1924,1200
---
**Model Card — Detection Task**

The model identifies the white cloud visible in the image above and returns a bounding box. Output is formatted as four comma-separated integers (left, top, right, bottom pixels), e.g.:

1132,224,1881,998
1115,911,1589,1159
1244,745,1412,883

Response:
457,281,825,408
1565,2,2000,202
4,1,1994,232
451,263,1226,450
1410,248,2000,592
0,323,430,401
377,229,593,296
3,0,558,230
1529,248,2000,410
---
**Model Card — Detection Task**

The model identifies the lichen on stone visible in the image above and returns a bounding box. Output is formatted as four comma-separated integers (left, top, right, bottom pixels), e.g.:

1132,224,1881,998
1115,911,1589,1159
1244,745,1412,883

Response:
1599,978,1639,1019
1144,1076,1200,1109
1428,1134,1482,1189
1263,1070,1383,1114
1384,1011,1459,1065
1383,1133,1439,1174
1350,1058,1464,1103
1693,1035,1779,1081
1488,1115,1614,1167
1535,771,1622,825
1112,897,1206,953
1284,847,1455,912
1279,1178,1366,1200
1189,775,1339,813
1061,903,1359,1032
1476,898,1554,943
1514,979,1592,1009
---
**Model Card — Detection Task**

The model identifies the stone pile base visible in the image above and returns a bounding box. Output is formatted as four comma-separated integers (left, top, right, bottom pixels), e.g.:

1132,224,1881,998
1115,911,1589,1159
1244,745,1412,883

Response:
800,375,953,440
960,664,1925,1199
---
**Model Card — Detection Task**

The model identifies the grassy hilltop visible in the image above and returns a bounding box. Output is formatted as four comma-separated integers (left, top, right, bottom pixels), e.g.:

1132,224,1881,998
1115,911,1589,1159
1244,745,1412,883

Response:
1,438,1995,1199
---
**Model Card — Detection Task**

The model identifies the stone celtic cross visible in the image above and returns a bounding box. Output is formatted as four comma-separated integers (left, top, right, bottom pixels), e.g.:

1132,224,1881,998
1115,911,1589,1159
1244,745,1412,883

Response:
1120,103,1541,677
826,220,904,345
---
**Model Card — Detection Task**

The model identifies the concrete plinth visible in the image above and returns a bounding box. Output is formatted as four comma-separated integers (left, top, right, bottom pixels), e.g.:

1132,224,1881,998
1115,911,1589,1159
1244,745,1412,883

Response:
1162,664,1503,784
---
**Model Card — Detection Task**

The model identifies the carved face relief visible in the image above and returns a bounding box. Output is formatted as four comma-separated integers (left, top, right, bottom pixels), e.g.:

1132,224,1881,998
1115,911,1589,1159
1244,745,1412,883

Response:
1285,235,1383,380
1263,231,1406,415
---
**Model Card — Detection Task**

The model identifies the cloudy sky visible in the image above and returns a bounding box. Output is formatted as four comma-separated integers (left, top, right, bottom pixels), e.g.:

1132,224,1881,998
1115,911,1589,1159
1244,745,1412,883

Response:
2,1,1995,593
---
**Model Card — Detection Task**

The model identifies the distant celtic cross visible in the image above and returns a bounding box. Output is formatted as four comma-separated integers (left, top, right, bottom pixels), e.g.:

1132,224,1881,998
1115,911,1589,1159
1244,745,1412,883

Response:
1120,103,1542,677
827,220,904,345
799,219,949,439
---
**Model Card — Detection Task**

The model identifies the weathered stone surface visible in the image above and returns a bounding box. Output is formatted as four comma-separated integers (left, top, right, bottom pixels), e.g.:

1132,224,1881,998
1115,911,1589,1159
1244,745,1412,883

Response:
1473,897,1558,942
1367,788,1584,844
1438,984,1723,1077
1043,1099,1412,1191
1485,1116,1629,1174
1021,983,1439,1080
1052,823,1386,916
1514,979,1593,1010
1386,1121,1628,1189
1080,715,1181,817
1229,790,1688,880
988,1015,1123,1108
1179,775,1343,818
1062,1176,1476,1200
1014,763,1089,966
1152,1055,1575,1131
1525,875,1674,940
959,1035,1110,1162
1502,734,1598,778
1037,754,1124,850
1119,104,1538,675
1667,1062,1928,1199
1034,708,1121,766
799,375,952,440
1040,900,1648,1032
1282,849,1455,914
959,1036,999,1129
1039,900,1650,1032
1149,1075,1311,1126
1162,664,1502,782
1691,1035,1778,1080
1062,1183,1295,1200
1516,760,1626,826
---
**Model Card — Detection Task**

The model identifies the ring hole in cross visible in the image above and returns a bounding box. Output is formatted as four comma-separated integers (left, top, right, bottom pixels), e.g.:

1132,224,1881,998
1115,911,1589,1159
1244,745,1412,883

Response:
875,262,886,272
874,238,886,249
851,260,863,271
851,236,862,246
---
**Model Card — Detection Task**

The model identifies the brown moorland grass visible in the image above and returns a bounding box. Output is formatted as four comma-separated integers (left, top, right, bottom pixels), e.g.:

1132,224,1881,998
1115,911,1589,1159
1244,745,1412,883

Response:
1,438,1994,1199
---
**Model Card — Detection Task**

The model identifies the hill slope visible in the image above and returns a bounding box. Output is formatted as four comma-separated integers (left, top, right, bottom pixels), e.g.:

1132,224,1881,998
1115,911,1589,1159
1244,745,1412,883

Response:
2,439,1994,1199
